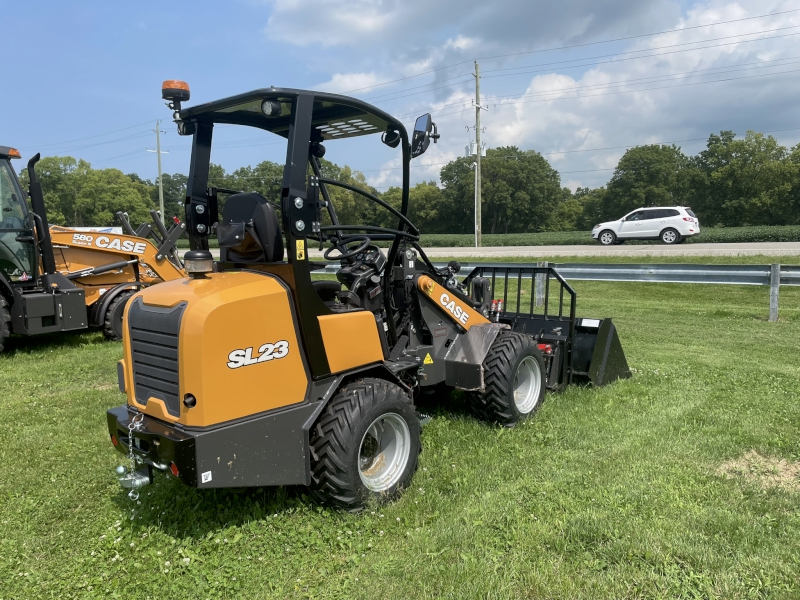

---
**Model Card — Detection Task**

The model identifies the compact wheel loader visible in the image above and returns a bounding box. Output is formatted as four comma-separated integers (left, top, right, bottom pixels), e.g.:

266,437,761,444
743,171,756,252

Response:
0,147,185,353
108,81,630,510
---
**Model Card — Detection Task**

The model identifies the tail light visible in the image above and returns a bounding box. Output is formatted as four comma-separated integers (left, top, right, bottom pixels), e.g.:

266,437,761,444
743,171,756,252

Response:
537,344,553,354
169,462,180,477
111,434,119,446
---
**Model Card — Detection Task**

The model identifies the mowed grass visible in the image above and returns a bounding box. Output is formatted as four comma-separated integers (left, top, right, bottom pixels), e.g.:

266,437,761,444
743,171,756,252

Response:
1,259,799,599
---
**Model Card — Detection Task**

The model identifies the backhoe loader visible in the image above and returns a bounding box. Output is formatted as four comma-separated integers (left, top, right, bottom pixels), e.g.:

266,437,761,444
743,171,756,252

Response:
107,81,629,510
0,146,185,353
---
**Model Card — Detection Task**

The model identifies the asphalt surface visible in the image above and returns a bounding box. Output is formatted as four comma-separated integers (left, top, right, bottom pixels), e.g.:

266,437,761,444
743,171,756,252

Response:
195,242,800,260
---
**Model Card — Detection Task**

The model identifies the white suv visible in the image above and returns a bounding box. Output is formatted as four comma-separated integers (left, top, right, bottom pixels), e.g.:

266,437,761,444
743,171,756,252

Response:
592,206,700,245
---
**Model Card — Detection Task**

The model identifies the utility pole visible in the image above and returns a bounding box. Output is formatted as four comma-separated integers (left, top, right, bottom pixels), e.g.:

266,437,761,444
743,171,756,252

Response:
471,162,478,247
472,61,487,248
146,120,168,218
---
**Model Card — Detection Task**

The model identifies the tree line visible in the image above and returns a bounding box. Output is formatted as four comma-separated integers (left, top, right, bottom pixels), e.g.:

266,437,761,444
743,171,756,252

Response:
17,130,800,232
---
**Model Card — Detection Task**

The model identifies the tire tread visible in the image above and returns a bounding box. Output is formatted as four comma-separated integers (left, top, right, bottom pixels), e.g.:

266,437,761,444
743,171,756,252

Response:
102,290,136,340
309,377,417,511
468,331,544,426
0,296,10,354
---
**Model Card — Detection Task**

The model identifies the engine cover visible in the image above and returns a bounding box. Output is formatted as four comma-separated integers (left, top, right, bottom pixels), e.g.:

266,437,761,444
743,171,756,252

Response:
120,271,309,428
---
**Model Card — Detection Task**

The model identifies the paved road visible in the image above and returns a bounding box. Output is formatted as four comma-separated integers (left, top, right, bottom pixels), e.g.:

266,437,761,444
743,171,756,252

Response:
194,242,800,260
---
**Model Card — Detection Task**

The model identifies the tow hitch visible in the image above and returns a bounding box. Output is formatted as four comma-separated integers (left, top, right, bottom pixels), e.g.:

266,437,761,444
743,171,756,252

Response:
115,464,152,491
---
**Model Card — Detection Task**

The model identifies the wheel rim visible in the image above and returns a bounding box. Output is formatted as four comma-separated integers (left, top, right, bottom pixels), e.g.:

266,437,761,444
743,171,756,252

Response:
513,356,542,414
600,232,613,244
663,230,676,243
358,413,411,493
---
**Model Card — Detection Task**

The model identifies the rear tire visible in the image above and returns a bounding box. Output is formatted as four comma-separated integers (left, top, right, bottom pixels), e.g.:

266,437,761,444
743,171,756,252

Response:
310,378,420,511
102,290,136,341
468,331,546,427
0,296,10,354
598,230,616,245
660,228,680,245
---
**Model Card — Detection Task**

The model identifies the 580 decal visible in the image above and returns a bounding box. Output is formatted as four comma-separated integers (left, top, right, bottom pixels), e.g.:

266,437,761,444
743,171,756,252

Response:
227,341,289,369
71,233,148,254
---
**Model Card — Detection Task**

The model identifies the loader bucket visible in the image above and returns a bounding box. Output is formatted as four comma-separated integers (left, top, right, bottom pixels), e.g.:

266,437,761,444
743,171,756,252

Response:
462,263,631,389
571,318,631,386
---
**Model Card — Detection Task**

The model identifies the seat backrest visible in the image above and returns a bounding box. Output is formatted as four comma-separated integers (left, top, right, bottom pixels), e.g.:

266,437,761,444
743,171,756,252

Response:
217,193,284,263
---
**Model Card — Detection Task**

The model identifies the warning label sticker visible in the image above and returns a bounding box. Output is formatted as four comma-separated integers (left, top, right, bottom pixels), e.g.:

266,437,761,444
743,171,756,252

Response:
423,353,434,364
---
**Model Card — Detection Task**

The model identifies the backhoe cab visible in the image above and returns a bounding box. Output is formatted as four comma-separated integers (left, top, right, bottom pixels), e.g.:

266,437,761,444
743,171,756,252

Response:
0,146,185,353
107,81,629,510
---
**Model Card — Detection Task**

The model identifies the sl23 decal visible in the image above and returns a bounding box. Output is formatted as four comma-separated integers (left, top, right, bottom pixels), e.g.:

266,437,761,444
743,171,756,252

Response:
227,340,289,369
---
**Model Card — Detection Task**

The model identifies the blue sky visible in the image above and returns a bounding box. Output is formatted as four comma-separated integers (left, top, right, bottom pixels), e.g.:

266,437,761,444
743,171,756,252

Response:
4,0,800,191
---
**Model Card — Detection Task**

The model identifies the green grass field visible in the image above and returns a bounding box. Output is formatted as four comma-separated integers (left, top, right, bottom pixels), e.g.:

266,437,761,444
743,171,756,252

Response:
176,224,800,249
1,257,799,599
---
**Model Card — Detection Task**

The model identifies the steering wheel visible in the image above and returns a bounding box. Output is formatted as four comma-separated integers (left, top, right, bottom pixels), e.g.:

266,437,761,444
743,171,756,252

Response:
323,236,372,261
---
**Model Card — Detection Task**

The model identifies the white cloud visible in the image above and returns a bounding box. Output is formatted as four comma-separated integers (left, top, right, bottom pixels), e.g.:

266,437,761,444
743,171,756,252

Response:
259,0,800,190
444,35,480,51
317,72,383,93
265,0,397,46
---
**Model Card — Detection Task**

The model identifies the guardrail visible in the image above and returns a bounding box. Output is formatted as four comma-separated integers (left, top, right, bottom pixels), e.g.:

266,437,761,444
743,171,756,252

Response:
318,261,798,321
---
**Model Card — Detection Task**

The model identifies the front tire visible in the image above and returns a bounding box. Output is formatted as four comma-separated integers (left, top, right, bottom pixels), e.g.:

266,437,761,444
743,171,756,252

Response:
102,290,136,340
660,228,680,245
0,296,11,354
310,378,420,511
598,230,616,245
468,331,546,427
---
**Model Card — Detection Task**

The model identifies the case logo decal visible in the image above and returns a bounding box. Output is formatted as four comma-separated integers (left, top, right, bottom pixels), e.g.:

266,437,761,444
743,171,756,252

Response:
227,340,290,369
439,293,470,325
96,235,148,254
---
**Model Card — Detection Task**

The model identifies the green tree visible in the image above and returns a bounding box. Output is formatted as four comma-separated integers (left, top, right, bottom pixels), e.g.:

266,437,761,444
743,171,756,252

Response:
439,147,563,234
438,158,476,234
21,156,155,227
775,144,800,225
316,159,381,228
688,131,793,226
380,182,444,233
572,186,608,230
602,144,689,221
127,172,187,221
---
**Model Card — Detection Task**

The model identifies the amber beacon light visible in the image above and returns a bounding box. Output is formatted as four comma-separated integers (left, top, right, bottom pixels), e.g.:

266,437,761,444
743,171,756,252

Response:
162,80,190,102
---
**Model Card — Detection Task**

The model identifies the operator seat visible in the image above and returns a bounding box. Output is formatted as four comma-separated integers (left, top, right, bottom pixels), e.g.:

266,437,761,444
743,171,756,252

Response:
217,193,284,263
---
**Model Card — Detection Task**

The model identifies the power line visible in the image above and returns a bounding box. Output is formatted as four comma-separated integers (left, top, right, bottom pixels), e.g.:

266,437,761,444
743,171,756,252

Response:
92,149,152,166
560,168,615,174
479,26,800,80
483,57,800,104
382,28,800,111
24,119,156,149
431,66,800,120
343,8,800,95
41,131,154,155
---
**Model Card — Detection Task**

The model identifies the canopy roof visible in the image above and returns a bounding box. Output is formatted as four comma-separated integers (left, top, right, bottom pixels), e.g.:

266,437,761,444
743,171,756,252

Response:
179,88,404,141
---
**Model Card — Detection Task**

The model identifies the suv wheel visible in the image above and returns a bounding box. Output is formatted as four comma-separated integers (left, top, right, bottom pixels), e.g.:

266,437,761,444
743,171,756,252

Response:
660,228,680,245
598,230,616,246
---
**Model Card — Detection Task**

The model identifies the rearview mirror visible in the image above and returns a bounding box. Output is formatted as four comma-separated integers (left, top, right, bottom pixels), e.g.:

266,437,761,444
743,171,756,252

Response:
411,113,439,158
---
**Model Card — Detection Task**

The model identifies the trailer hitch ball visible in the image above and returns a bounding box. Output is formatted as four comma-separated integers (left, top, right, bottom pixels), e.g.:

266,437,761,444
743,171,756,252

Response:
115,466,151,490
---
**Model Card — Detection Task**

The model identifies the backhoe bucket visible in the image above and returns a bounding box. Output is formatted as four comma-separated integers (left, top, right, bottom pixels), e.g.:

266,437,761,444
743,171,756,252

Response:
571,318,630,386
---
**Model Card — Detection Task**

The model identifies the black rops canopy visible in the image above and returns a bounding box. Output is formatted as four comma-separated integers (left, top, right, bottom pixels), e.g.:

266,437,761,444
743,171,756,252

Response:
179,88,406,141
